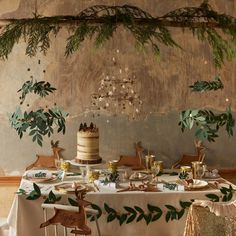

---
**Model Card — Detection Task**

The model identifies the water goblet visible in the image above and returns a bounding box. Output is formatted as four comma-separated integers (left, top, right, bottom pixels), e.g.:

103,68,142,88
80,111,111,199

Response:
80,167,87,182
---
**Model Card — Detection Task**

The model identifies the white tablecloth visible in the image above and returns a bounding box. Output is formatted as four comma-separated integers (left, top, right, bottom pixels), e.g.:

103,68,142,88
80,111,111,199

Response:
7,174,236,236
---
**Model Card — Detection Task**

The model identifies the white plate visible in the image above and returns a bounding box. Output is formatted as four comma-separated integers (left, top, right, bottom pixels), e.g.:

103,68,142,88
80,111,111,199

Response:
190,179,208,189
129,173,148,181
23,175,58,183
54,183,86,193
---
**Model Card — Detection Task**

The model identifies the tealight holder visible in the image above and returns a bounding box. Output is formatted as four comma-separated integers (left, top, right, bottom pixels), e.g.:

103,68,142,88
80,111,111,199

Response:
60,161,70,172
108,160,119,173
88,170,100,183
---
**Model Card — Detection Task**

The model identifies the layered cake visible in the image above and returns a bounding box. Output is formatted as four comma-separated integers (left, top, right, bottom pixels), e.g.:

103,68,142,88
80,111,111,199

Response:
76,123,102,164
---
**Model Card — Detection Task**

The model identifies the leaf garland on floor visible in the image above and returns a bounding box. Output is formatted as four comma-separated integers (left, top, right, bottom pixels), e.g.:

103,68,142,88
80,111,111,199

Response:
0,1,235,67
189,76,224,92
17,183,235,225
179,76,235,142
9,79,68,146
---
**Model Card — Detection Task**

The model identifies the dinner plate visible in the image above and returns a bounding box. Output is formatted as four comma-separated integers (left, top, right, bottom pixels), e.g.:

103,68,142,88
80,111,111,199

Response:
54,183,86,193
129,173,148,181
189,179,208,189
23,175,58,183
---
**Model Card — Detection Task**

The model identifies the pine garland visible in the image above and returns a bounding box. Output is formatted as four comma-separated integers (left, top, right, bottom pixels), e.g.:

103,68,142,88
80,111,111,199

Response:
0,1,235,67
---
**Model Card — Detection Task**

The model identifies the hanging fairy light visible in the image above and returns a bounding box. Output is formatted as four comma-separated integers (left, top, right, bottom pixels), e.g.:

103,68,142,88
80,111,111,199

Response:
91,50,142,120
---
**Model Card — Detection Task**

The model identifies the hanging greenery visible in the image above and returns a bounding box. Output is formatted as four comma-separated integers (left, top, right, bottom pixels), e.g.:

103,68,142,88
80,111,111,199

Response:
189,76,224,92
9,80,68,146
179,105,235,142
0,1,235,67
18,80,56,104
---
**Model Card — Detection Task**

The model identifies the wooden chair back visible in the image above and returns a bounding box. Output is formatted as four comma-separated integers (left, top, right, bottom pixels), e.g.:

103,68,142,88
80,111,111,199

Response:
40,188,101,236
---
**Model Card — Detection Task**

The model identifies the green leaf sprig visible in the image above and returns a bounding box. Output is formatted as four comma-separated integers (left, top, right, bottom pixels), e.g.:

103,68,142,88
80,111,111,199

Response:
44,190,61,204
18,80,56,104
26,183,41,200
9,106,68,146
179,106,235,142
189,76,224,92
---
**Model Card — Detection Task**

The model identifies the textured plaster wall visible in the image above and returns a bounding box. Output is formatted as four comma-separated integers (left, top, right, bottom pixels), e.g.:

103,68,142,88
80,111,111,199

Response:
0,0,235,174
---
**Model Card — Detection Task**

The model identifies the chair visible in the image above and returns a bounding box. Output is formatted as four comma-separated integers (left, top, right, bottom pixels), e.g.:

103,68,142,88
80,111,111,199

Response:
40,188,101,236
183,200,236,236
26,140,64,170
172,140,205,169
118,141,145,170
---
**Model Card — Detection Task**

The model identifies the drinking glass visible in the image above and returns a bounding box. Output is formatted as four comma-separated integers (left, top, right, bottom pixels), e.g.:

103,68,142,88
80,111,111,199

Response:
196,165,205,179
80,167,87,181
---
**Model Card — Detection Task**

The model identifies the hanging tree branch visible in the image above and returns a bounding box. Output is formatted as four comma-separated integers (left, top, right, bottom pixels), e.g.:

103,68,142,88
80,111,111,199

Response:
0,1,235,67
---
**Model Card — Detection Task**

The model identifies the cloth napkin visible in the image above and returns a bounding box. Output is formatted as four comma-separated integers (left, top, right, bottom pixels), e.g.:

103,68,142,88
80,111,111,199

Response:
94,180,117,192
25,170,52,179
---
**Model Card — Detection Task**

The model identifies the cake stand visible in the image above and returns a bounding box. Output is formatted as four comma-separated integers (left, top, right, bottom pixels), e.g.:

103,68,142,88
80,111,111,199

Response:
69,159,106,178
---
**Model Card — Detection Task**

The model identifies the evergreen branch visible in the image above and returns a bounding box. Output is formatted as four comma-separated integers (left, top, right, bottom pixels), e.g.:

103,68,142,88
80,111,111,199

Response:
189,76,224,92
0,3,234,66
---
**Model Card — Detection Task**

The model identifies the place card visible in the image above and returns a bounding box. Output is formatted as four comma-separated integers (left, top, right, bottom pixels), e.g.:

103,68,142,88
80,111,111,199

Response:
157,183,185,192
26,170,52,179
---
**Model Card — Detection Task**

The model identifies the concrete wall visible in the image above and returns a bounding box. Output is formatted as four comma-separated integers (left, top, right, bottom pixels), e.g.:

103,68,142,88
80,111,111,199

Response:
0,0,235,175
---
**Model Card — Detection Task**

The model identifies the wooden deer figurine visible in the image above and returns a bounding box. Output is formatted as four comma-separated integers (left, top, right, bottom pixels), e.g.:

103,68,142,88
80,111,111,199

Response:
171,140,206,169
26,140,64,170
40,188,91,235
118,141,145,170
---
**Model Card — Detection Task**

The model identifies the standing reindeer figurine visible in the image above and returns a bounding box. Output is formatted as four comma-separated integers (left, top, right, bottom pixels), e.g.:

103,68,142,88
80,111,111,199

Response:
40,187,92,235
26,140,64,170
118,141,145,170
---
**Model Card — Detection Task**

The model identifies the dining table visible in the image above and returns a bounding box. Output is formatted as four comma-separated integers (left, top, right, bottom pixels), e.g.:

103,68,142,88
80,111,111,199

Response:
7,166,236,236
